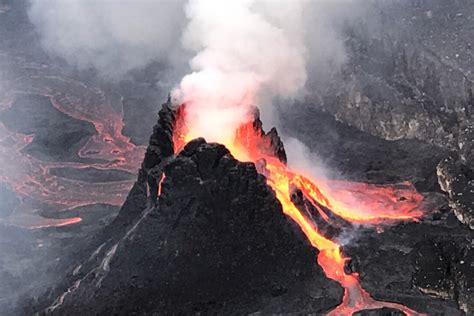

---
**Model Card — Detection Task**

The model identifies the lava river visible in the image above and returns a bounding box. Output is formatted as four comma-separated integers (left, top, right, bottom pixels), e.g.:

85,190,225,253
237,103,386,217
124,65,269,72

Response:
172,107,426,315
0,74,145,228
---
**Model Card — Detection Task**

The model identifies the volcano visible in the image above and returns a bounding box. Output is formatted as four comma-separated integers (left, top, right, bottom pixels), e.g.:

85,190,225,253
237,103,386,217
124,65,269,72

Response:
23,99,474,316
2,1,474,315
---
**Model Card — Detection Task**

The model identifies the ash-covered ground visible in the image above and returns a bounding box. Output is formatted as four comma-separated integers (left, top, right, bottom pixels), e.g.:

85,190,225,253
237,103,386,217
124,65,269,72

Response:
0,0,473,315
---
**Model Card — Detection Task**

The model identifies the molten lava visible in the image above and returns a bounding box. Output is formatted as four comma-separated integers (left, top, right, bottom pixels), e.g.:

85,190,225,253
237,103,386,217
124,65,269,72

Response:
172,106,426,315
0,75,144,228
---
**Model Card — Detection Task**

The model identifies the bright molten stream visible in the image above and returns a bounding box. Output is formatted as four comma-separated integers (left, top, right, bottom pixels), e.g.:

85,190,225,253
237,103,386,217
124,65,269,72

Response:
173,108,425,315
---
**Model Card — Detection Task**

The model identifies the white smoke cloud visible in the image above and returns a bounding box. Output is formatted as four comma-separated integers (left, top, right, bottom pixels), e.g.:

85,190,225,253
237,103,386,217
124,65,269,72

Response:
26,0,365,182
284,136,329,178
28,0,362,144
28,0,187,77
171,0,308,143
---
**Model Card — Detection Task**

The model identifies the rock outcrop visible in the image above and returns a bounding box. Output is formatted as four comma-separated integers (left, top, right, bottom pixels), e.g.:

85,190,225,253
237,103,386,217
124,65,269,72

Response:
307,1,474,161
437,155,474,229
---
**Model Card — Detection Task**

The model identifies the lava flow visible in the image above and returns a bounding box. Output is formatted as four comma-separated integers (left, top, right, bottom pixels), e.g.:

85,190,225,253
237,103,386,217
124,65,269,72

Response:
0,73,144,228
172,106,426,315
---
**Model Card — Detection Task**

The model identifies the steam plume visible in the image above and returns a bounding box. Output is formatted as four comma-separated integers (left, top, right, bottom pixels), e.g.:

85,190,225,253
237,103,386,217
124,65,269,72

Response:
27,0,365,168
171,0,307,143
28,0,186,77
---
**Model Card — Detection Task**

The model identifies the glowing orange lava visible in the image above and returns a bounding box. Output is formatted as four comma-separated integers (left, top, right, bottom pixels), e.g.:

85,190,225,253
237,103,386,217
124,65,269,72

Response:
157,173,166,197
0,75,144,228
173,106,426,315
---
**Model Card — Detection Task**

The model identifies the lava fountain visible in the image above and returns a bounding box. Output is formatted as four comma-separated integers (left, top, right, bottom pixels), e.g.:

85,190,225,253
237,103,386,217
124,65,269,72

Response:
171,104,426,315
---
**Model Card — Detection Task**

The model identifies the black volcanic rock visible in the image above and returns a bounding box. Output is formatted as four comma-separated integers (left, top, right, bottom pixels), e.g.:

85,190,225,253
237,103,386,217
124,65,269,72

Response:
0,94,96,162
353,307,406,316
250,108,287,163
35,140,341,315
302,1,474,157
142,100,178,203
346,216,474,315
458,123,474,168
413,238,474,315
437,155,474,229
142,101,175,170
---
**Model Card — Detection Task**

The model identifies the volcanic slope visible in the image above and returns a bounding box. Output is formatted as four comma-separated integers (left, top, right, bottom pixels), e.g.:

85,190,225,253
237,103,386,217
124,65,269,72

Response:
27,103,342,315
26,101,474,315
